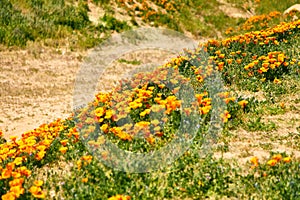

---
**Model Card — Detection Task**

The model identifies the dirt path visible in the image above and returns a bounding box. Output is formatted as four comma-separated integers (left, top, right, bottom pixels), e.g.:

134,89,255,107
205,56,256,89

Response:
0,47,83,138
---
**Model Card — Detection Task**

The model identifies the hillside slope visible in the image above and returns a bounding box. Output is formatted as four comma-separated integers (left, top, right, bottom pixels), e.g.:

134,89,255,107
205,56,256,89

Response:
0,1,300,199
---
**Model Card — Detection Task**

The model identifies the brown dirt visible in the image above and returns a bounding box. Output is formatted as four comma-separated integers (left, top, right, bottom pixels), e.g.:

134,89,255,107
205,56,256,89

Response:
0,46,83,139
87,1,106,26
216,0,254,19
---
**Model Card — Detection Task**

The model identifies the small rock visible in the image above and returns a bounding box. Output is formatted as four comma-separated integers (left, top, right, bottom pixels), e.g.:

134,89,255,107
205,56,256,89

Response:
283,4,300,15
100,32,106,38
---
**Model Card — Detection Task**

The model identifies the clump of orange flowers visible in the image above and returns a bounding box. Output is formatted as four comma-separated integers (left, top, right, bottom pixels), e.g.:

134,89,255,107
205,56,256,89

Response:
250,154,292,169
75,64,195,145
108,194,131,200
29,180,45,199
226,11,281,35
77,155,93,170
244,51,289,81
238,100,249,109
1,177,25,200
208,19,300,49
267,154,291,167
249,154,293,179
0,119,68,199
250,156,259,168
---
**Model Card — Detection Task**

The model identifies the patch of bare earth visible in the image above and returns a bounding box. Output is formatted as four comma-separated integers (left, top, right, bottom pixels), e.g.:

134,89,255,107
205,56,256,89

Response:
95,49,177,93
0,47,84,139
87,0,105,25
214,104,300,168
87,0,140,27
215,81,300,166
216,0,254,19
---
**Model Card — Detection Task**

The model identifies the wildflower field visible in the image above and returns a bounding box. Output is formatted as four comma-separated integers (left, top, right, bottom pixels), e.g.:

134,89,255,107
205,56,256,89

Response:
1,0,300,199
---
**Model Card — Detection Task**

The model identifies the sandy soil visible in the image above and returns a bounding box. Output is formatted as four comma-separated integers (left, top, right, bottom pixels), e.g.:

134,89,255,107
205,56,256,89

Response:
0,47,83,138
216,0,254,19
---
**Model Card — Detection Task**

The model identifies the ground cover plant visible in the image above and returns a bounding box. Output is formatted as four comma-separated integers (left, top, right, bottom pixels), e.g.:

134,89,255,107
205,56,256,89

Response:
0,0,130,49
0,0,277,49
1,0,300,199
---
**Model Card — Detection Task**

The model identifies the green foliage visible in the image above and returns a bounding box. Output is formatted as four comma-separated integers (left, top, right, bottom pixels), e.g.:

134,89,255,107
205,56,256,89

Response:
243,153,300,199
255,0,300,14
118,58,141,65
92,0,110,5
2,0,299,48
0,0,131,48
0,137,7,145
246,117,277,132
0,0,91,46
100,14,130,32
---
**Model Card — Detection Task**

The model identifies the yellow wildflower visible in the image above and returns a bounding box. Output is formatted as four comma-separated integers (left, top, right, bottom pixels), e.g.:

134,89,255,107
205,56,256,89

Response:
273,78,281,84
272,154,282,162
267,159,277,166
283,157,291,163
238,100,248,109
59,147,68,154
33,180,44,187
